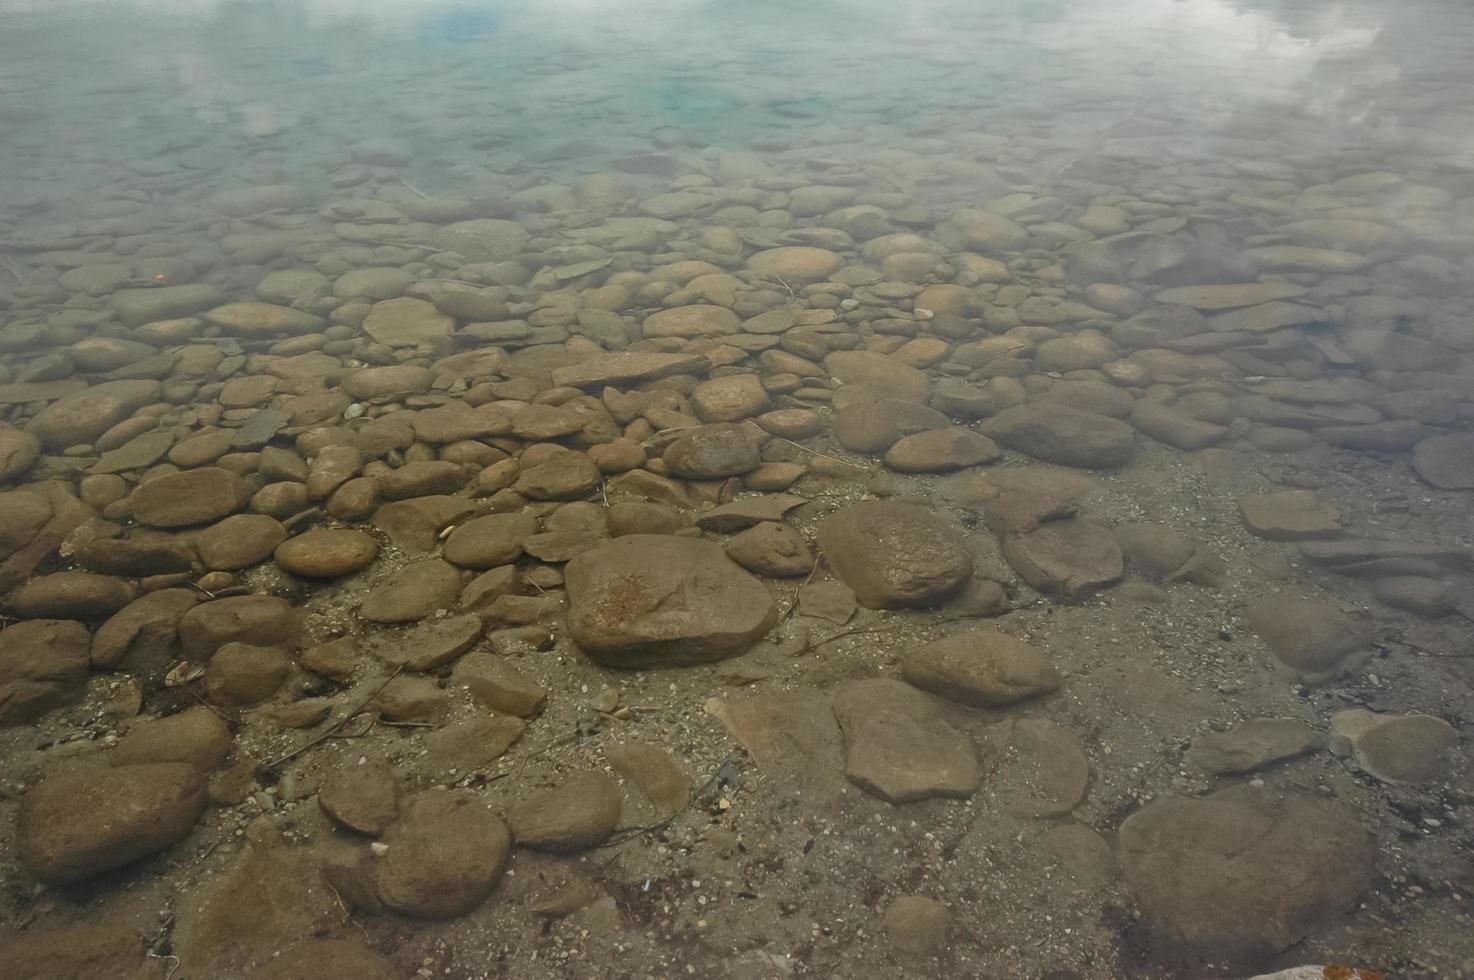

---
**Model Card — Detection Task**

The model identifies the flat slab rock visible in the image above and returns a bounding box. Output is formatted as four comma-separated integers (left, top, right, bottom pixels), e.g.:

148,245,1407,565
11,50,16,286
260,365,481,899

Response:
797,579,857,624
372,791,512,919
1118,789,1372,965
981,402,1137,469
549,352,709,389
508,772,622,852
884,427,1001,473
1003,518,1124,602
371,614,482,671
318,763,400,836
607,741,689,818
357,559,462,624
1239,490,1342,541
694,493,805,532
1246,597,1372,684
816,500,973,609
981,717,1090,817
565,534,777,666
172,841,336,977
707,691,848,804
0,618,91,726
831,677,980,803
1329,709,1458,784
1412,433,1474,490
1185,718,1325,775
901,628,1060,707
17,763,207,884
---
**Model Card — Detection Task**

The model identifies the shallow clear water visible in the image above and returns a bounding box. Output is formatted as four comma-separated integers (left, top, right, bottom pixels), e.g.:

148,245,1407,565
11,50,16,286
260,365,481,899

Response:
3,2,1474,979
2,0,1472,203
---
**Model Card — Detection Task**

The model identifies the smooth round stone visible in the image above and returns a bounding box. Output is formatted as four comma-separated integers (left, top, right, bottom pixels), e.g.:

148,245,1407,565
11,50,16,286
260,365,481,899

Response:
1249,426,1315,452
1412,433,1474,490
823,350,931,404
902,629,1060,707
341,365,432,401
372,791,512,920
1118,794,1372,963
178,595,298,660
204,302,326,337
662,424,762,478
24,379,162,450
317,763,400,836
8,572,137,620
1245,597,1373,685
252,482,310,518
723,521,814,578
642,305,741,338
884,428,1001,473
443,512,538,569
361,298,454,348
131,467,250,528
691,374,771,423
565,535,776,666
192,514,289,571
273,529,380,578
429,218,530,262
1003,518,1124,602
333,267,414,301
885,895,952,955
256,269,330,305
754,408,824,440
1372,576,1454,617
981,402,1137,469
1330,709,1459,783
16,763,207,884
514,452,600,501
0,428,41,483
508,772,622,852
210,184,309,216
204,642,291,705
358,559,463,624
817,500,973,609
745,246,842,283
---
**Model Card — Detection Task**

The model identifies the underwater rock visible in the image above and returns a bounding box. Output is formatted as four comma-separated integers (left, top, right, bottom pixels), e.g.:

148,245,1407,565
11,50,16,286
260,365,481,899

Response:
565,535,777,666
17,763,207,884
817,500,973,609
1119,790,1372,964
831,678,980,803
1329,709,1459,783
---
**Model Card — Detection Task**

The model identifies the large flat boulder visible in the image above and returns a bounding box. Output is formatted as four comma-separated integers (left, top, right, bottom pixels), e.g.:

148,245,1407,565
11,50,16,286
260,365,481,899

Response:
565,535,776,667
816,500,973,609
0,619,91,726
1245,597,1373,684
131,467,250,528
901,628,1060,707
1118,790,1372,965
549,352,708,390
1412,433,1474,490
982,402,1137,468
24,380,161,450
372,791,512,919
831,678,980,803
1003,518,1124,602
823,351,931,404
17,763,207,884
